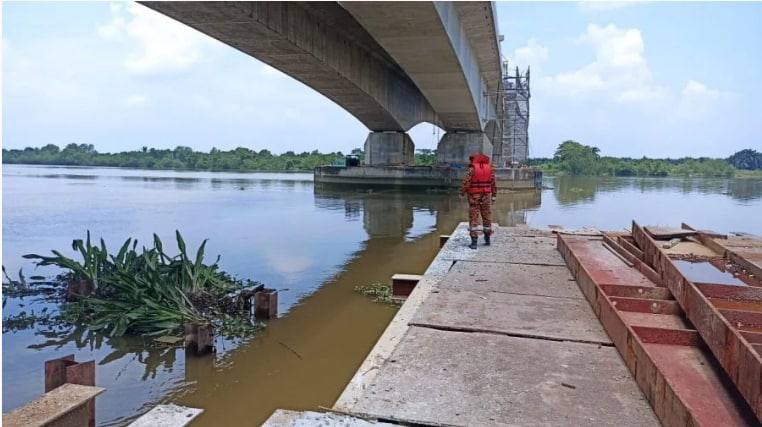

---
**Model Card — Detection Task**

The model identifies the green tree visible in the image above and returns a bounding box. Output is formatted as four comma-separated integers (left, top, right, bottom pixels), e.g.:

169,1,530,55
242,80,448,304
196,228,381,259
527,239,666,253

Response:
728,149,762,170
553,140,601,175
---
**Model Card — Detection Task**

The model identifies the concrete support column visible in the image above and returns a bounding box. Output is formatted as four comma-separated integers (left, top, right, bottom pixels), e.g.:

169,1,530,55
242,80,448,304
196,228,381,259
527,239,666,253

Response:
436,132,493,165
364,132,415,166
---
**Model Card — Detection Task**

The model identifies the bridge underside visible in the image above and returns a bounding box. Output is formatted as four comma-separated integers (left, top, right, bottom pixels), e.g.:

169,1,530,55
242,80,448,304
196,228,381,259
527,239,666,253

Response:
142,1,437,132
141,1,503,165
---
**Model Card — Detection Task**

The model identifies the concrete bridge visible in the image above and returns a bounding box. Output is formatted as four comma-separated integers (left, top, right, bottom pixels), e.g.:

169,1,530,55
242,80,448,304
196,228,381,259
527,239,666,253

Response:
141,1,503,166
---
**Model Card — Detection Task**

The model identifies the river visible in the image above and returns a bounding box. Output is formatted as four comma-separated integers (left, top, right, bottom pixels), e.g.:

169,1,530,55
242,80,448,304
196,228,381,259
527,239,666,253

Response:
3,164,761,425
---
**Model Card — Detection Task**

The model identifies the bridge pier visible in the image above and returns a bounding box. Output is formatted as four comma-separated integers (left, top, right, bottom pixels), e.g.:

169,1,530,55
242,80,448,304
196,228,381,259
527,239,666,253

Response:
436,132,493,165
364,132,415,166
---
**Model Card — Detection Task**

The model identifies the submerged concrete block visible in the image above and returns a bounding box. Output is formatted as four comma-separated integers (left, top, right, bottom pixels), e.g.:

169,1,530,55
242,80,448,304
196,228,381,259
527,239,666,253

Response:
129,404,203,427
3,383,105,427
436,132,493,165
364,132,414,166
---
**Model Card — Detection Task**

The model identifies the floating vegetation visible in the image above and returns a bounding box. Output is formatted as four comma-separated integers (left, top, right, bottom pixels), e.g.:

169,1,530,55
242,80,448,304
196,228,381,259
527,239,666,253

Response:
354,283,399,305
2,266,29,297
22,231,265,338
2,308,56,333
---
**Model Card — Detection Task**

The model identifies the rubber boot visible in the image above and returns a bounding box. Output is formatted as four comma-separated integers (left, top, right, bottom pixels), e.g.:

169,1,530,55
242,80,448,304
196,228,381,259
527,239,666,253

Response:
469,237,478,250
484,233,491,246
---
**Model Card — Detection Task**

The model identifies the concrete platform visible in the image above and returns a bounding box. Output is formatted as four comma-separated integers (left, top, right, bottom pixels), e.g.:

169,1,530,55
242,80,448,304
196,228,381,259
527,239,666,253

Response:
263,410,394,426
128,404,203,427
350,327,656,426
440,261,580,299
441,233,566,266
412,289,611,344
328,224,658,427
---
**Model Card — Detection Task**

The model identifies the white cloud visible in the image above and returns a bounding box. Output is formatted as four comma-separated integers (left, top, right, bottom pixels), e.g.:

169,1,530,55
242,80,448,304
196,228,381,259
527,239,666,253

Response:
124,94,148,107
677,80,731,119
510,39,548,72
543,24,669,103
98,3,212,75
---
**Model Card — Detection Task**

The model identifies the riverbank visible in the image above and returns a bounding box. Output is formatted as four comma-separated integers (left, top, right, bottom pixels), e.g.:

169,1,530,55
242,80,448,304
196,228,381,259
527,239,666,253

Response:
529,141,761,178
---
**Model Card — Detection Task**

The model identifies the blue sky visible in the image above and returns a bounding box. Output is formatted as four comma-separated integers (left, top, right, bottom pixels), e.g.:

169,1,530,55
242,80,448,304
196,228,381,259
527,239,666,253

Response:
3,1,761,157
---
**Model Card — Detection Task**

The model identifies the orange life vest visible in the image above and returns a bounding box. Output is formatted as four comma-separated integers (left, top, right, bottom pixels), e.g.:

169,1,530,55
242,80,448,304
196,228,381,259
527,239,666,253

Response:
468,155,493,194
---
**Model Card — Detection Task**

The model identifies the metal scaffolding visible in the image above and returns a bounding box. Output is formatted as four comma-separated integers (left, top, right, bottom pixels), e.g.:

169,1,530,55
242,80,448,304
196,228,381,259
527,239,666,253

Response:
499,63,530,166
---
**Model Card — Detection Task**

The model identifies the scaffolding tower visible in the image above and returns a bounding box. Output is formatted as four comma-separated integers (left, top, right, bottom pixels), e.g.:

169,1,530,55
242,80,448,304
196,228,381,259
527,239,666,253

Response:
499,63,530,166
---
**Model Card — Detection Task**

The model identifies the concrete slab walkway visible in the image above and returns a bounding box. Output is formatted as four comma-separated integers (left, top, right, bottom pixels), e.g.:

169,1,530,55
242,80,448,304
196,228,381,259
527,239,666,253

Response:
333,224,658,426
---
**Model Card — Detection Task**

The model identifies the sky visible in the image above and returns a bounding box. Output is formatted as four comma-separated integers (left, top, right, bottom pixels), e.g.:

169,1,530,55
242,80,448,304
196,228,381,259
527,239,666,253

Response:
2,1,761,158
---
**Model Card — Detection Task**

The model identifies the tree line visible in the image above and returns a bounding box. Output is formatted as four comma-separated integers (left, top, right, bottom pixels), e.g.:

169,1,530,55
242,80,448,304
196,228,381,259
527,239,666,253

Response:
2,142,760,177
529,141,761,178
1,144,440,171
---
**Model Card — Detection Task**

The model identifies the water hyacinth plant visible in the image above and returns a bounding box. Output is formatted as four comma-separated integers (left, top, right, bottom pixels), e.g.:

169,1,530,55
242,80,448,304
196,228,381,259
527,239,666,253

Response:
23,231,263,337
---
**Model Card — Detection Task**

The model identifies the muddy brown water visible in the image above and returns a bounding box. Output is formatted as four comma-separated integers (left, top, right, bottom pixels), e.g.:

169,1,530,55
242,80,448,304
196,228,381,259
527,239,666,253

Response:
3,165,762,425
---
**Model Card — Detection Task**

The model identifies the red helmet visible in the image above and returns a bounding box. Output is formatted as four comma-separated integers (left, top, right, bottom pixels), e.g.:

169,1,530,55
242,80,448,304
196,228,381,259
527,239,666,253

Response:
469,153,490,164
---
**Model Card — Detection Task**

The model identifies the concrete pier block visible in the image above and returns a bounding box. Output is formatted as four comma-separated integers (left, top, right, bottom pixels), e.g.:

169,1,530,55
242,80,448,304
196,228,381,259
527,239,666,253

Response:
436,132,493,165
364,132,414,166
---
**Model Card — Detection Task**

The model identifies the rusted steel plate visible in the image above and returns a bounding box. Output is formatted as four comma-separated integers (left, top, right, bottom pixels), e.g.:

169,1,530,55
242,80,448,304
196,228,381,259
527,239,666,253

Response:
601,284,672,300
558,233,756,426
645,226,698,239
618,311,691,330
561,237,656,288
609,296,681,315
633,221,762,422
632,326,700,346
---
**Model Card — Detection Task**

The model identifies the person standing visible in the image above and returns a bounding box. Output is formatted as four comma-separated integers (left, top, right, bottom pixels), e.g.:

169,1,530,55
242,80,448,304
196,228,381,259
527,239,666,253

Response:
459,153,497,249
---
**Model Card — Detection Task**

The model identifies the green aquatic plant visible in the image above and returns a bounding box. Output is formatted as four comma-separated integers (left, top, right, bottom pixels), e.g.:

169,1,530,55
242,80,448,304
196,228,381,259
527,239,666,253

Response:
24,231,111,291
23,231,263,337
354,282,399,305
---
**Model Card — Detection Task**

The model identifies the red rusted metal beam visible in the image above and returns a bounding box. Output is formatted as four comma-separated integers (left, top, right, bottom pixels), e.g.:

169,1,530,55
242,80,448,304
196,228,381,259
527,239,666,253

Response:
558,233,756,426
603,234,662,285
600,284,671,300
44,355,97,427
633,221,762,421
609,296,682,315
